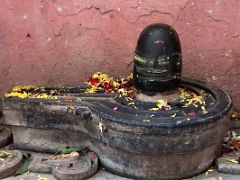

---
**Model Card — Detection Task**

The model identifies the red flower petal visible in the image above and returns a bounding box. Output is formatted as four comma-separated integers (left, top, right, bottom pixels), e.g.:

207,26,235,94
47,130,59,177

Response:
89,78,100,85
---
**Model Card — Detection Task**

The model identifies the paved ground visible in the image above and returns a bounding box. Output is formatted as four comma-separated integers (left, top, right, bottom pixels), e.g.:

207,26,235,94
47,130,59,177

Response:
3,169,240,180
2,150,240,180
2,126,240,179
2,147,240,180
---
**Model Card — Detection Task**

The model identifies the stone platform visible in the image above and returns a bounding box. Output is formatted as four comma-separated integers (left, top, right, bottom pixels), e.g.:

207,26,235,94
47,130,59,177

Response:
3,169,240,180
0,147,240,180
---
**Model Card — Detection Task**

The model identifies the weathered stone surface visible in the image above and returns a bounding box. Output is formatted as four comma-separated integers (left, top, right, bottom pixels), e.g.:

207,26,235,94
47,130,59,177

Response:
230,120,240,130
12,126,89,153
5,172,56,180
0,104,12,148
189,171,240,180
0,150,23,179
89,170,131,180
4,169,240,180
0,0,239,111
4,170,131,180
52,152,98,180
0,127,12,148
28,151,98,180
216,153,240,174
10,124,226,179
28,152,61,173
1,76,232,179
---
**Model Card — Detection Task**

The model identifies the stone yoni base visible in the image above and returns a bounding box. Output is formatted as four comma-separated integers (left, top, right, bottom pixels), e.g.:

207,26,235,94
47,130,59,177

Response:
1,80,232,179
12,118,227,180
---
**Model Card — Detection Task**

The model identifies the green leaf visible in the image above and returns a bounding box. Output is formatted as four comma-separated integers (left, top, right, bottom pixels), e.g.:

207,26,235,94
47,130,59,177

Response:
15,160,29,176
55,147,81,155
14,152,31,176
0,152,8,158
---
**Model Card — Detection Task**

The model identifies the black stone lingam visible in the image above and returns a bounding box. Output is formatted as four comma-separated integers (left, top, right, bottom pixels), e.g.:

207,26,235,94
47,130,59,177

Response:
1,24,232,179
134,23,181,94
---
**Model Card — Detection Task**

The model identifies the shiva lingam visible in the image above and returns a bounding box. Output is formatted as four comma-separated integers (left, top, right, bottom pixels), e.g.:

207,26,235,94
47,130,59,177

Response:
1,24,232,179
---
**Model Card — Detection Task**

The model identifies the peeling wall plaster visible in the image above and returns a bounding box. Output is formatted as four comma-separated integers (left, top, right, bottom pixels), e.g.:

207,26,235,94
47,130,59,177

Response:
0,0,239,110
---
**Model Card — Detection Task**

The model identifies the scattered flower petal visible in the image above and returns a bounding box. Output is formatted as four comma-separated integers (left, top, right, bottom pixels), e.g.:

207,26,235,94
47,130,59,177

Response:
227,159,239,164
113,107,118,111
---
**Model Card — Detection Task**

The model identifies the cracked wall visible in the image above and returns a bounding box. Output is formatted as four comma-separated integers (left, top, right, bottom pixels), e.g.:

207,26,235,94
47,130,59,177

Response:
0,0,239,110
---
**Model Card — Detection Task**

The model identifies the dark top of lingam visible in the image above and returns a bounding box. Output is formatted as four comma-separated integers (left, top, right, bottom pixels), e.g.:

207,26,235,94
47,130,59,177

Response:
133,23,182,95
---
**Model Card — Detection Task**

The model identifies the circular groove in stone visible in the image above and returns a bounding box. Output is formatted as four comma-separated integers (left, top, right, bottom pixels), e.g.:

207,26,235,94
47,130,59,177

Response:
52,151,98,180
0,150,23,179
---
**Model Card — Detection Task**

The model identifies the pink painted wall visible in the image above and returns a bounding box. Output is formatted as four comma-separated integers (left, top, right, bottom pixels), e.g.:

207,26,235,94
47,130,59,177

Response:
0,0,239,110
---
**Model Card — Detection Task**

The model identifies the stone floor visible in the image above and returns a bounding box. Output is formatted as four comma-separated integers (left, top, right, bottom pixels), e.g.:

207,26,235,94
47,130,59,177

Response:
2,121,240,180
2,147,240,180
3,169,240,180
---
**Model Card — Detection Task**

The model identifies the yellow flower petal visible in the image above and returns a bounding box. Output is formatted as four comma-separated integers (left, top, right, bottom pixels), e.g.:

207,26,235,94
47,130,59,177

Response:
149,107,159,111
227,159,239,164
